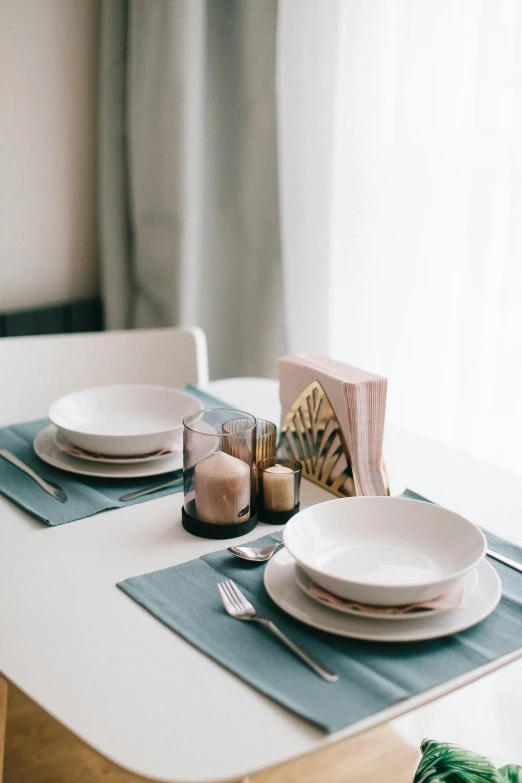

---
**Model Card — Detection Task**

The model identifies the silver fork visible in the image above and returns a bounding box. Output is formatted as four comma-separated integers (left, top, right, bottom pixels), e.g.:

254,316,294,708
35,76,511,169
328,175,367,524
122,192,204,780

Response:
217,579,339,682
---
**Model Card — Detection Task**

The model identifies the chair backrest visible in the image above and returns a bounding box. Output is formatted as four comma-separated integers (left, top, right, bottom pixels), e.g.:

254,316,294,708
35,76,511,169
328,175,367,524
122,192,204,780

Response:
0,326,208,425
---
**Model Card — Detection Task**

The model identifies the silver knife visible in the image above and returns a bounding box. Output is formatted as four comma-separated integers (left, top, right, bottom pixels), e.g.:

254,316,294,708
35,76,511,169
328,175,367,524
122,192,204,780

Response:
487,548,522,574
0,449,67,503
120,478,182,502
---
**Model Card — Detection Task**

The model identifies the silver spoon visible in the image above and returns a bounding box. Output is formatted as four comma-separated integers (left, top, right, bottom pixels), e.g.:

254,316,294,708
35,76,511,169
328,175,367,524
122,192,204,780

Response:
228,542,283,563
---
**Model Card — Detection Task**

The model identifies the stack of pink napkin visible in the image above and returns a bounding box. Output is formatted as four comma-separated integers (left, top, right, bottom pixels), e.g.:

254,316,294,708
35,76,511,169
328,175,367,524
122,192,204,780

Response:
278,354,388,496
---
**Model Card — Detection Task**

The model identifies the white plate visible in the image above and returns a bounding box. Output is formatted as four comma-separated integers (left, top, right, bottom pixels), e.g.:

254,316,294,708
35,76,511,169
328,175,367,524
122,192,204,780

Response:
53,428,180,465
34,424,182,479
283,496,486,606
264,548,501,642
294,564,478,621
49,384,202,457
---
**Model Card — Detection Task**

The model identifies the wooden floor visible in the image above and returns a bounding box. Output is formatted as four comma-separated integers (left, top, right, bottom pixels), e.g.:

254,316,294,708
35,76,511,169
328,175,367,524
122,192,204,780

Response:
3,682,418,783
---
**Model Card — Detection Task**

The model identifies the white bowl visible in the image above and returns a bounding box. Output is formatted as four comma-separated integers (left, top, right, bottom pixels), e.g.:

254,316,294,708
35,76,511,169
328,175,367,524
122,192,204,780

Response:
49,384,203,457
283,496,486,606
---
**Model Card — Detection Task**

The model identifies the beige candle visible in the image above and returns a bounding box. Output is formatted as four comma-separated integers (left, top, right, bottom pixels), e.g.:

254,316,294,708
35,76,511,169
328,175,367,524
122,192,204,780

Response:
195,451,251,524
262,464,295,512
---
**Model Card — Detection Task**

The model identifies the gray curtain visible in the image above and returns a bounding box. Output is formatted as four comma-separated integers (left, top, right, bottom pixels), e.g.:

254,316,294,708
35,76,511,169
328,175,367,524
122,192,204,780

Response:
99,0,285,378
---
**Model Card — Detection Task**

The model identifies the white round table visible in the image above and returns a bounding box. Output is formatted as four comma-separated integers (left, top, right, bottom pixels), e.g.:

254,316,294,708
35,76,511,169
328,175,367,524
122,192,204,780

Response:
0,375,521,780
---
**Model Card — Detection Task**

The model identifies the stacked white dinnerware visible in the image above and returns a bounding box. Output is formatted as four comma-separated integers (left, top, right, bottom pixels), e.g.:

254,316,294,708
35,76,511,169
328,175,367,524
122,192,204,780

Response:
33,384,203,479
263,496,502,642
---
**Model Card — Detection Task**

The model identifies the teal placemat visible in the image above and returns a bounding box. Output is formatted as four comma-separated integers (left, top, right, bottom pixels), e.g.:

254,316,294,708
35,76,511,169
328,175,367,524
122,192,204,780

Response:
118,491,522,733
0,386,229,526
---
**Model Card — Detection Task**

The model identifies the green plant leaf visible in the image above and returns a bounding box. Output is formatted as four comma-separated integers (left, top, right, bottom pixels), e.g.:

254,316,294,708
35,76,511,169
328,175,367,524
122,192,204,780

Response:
414,739,502,783
499,766,522,783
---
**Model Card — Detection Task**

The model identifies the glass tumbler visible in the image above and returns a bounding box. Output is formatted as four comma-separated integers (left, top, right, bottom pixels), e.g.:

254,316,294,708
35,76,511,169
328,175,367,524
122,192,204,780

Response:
223,417,277,492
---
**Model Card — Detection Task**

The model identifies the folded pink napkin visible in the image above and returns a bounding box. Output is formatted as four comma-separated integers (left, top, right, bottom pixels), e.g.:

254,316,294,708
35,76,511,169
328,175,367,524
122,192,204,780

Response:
56,440,175,462
309,579,465,615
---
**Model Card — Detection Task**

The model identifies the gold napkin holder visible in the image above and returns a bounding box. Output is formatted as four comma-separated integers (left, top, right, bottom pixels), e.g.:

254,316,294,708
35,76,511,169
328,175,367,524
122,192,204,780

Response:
278,380,389,497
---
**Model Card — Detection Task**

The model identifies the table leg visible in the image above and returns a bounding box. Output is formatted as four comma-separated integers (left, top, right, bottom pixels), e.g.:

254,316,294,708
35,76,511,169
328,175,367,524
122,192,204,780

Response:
0,674,7,783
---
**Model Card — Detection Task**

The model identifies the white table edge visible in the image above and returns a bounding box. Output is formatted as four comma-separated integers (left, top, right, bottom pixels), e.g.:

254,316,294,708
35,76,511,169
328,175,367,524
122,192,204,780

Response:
4,647,522,783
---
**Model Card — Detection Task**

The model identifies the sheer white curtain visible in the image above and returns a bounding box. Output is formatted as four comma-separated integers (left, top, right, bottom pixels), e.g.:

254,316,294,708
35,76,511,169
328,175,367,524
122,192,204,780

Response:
278,0,522,474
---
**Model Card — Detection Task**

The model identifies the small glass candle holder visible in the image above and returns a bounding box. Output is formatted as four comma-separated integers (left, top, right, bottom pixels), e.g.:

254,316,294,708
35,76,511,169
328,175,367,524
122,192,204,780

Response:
183,409,257,539
258,457,302,525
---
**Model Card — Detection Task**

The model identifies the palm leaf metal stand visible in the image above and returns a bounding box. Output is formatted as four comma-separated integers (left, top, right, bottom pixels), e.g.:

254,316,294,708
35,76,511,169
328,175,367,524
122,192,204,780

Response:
278,380,388,497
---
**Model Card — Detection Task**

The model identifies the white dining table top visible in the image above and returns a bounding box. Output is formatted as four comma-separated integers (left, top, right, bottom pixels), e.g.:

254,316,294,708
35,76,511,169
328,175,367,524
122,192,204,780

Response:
1,375,522,781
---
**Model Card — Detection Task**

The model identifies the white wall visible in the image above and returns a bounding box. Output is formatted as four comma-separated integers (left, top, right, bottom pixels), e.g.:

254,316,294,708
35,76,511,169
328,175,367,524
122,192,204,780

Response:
0,0,101,312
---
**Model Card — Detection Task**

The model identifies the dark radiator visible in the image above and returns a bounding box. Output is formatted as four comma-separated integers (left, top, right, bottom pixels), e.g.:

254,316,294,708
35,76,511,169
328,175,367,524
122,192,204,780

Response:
0,298,104,338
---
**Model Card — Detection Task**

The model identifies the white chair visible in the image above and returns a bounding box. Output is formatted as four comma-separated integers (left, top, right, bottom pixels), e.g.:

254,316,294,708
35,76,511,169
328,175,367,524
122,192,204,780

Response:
0,326,209,426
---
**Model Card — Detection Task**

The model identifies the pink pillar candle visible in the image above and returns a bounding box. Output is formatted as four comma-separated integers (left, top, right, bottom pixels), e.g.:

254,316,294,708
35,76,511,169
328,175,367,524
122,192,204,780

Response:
195,451,251,524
